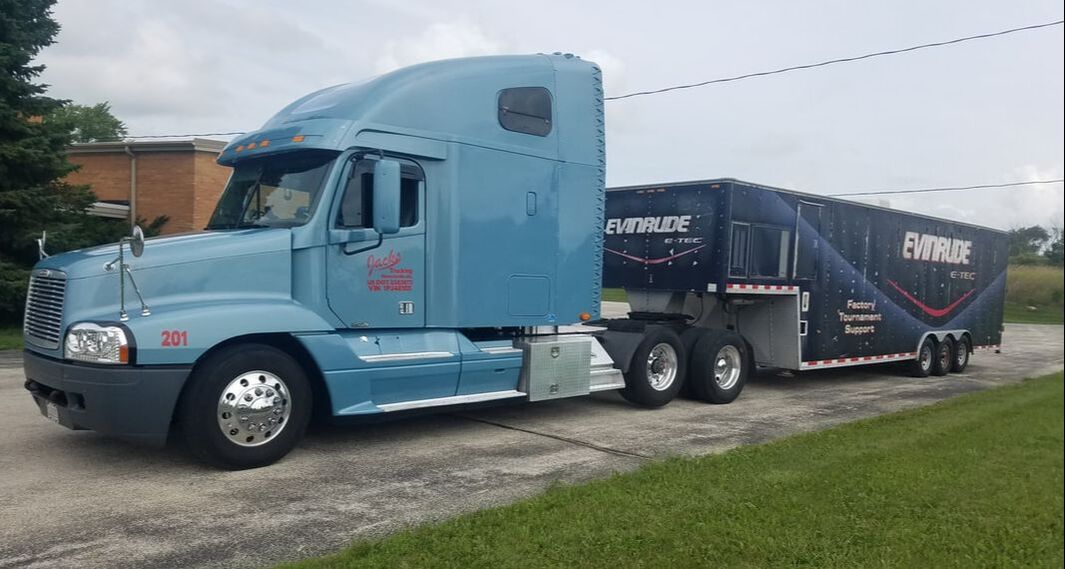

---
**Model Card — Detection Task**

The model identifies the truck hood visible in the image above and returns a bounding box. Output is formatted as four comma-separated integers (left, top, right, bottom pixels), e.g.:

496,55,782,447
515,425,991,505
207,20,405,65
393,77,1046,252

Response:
36,229,291,280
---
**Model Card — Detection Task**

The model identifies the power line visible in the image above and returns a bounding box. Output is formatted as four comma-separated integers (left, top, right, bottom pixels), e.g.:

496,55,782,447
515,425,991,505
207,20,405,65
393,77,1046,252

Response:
605,20,1064,101
119,20,1064,138
833,178,1064,197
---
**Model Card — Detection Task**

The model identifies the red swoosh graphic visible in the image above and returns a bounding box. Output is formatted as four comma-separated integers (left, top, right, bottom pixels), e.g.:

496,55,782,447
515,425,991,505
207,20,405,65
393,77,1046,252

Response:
887,279,975,317
605,245,705,265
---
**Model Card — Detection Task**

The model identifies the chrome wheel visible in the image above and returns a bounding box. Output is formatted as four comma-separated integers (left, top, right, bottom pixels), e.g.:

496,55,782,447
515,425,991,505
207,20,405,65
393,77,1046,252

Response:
645,343,679,391
955,344,968,367
217,370,291,447
713,345,743,389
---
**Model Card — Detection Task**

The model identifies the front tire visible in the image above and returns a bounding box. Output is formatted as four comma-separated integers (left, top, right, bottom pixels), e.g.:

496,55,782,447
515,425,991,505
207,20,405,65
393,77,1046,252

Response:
620,327,686,408
688,330,748,404
179,344,312,470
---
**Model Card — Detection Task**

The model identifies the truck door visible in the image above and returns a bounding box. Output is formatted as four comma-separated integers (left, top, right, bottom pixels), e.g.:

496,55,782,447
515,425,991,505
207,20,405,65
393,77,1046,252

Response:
326,157,425,329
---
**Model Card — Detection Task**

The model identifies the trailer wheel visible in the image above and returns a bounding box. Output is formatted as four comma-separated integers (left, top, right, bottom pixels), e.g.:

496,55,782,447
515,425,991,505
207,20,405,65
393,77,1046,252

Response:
932,336,954,376
620,327,686,408
688,331,748,404
910,337,935,377
952,335,971,373
179,343,312,470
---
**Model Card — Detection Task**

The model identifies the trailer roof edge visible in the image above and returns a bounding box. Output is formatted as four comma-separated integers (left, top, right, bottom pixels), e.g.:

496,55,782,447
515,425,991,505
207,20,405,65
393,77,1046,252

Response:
606,177,1007,235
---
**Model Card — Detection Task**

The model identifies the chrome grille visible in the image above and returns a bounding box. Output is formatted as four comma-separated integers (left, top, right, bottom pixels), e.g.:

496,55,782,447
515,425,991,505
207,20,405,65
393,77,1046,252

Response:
24,270,67,349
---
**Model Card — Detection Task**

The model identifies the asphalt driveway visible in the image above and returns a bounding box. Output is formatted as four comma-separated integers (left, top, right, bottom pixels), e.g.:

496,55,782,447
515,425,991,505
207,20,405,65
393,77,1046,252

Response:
1,314,1061,568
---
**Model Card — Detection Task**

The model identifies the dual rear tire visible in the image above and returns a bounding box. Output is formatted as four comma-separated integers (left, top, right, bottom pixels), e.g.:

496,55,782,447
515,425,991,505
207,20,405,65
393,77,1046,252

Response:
620,327,748,407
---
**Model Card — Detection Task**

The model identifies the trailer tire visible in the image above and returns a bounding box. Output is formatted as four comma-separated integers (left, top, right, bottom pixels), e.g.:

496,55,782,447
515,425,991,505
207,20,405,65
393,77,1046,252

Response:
932,336,954,376
688,331,748,404
180,343,312,470
952,335,971,373
910,337,935,377
620,327,686,408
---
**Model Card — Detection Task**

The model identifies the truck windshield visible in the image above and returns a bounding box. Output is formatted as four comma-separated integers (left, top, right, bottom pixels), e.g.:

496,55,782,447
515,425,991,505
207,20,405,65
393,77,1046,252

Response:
207,150,339,229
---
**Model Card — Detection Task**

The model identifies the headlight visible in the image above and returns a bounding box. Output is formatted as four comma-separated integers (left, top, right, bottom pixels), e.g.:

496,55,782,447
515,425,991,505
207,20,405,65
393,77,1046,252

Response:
64,323,131,365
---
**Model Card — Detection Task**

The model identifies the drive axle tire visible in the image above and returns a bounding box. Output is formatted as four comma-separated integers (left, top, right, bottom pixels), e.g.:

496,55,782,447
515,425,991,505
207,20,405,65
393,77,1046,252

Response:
932,336,954,376
910,337,935,377
688,330,748,404
620,327,686,408
180,344,312,470
679,327,709,398
951,335,971,373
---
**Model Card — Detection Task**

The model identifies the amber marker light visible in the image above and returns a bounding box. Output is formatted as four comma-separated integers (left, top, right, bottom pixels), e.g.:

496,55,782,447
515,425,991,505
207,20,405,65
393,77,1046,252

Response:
235,145,244,152
246,142,257,150
292,135,305,142
259,139,270,148
579,312,591,321
118,344,129,364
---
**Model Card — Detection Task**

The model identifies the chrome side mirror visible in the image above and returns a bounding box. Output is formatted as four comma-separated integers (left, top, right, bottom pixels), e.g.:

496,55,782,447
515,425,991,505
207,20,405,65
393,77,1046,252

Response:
130,225,145,257
36,230,49,260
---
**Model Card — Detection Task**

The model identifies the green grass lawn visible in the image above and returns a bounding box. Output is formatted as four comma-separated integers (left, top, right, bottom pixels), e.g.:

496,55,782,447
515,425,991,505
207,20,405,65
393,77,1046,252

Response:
285,372,1064,569
601,287,627,303
0,326,22,350
1004,301,1065,325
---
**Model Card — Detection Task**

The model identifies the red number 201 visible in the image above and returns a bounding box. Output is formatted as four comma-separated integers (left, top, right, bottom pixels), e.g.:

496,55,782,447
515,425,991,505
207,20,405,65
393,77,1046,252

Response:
161,330,189,347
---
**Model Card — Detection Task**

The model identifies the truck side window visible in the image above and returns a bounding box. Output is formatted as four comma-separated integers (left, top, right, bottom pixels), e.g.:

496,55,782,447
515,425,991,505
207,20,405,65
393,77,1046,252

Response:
750,226,790,278
337,161,420,228
498,87,552,136
729,223,749,277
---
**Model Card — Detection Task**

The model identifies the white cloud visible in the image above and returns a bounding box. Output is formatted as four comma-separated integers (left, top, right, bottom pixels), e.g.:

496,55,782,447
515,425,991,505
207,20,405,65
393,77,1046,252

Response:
374,20,505,74
31,0,1064,230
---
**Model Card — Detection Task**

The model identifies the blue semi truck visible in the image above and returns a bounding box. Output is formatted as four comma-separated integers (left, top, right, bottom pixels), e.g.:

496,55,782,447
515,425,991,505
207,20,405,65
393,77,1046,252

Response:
21,54,1005,469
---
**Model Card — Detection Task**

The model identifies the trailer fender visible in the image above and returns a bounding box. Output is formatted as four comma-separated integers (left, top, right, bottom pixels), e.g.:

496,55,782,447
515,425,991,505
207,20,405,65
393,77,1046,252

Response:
915,329,969,357
596,329,646,374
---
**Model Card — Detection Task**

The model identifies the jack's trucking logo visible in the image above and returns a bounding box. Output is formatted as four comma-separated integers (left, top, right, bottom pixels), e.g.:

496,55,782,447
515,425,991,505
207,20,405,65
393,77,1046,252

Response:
366,250,413,292
901,231,972,265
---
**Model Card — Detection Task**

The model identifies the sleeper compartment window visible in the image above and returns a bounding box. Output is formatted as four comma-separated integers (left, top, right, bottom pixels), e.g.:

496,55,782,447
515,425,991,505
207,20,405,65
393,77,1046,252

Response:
498,87,552,136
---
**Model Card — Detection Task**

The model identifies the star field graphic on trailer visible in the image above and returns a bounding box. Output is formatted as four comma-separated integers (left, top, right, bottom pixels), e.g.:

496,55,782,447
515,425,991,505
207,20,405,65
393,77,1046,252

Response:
603,178,1007,371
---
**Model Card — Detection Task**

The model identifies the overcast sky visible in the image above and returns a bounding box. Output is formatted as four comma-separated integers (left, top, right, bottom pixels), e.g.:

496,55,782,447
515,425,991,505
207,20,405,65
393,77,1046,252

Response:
37,0,1064,230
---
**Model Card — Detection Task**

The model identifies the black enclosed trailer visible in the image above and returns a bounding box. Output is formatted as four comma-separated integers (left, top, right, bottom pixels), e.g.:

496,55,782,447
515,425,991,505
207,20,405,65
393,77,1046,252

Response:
594,178,1006,403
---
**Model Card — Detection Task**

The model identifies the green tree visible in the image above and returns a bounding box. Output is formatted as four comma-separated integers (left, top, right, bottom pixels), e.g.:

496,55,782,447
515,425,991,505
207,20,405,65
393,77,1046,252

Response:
48,101,127,142
0,0,153,323
1007,226,1050,257
1044,227,1063,267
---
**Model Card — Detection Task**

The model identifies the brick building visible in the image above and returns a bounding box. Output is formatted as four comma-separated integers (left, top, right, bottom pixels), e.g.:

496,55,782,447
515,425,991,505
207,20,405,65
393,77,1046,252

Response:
65,138,230,234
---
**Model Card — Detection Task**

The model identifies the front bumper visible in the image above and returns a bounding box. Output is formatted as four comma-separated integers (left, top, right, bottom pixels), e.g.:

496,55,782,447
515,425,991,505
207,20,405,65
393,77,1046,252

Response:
23,350,191,447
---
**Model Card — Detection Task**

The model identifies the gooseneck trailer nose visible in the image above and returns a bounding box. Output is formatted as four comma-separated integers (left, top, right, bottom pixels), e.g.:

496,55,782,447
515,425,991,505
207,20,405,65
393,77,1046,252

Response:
21,54,1007,469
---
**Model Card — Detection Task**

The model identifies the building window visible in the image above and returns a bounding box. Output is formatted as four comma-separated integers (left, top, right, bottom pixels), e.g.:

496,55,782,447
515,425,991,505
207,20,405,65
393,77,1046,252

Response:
337,160,419,229
498,87,552,136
